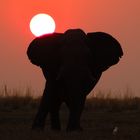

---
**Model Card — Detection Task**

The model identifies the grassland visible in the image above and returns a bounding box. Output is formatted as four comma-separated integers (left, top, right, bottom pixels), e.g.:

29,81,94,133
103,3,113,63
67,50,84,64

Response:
0,86,140,140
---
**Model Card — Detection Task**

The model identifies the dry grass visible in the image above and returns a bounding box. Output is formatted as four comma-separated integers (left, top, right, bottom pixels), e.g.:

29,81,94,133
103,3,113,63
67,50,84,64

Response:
0,85,139,112
0,85,140,140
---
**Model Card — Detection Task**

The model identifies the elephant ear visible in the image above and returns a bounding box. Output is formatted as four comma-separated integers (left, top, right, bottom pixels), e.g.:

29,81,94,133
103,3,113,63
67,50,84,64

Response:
87,32,123,68
27,33,63,67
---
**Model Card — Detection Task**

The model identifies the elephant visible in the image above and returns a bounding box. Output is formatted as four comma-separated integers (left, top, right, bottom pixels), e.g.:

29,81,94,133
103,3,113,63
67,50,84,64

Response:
27,29,123,131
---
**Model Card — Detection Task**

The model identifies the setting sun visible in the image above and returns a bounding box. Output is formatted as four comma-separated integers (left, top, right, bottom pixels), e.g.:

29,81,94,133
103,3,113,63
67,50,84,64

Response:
29,13,56,37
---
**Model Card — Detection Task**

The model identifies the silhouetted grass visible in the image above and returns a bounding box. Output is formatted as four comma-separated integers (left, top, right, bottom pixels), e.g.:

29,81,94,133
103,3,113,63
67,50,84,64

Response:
0,85,39,111
0,86,140,140
86,96,140,112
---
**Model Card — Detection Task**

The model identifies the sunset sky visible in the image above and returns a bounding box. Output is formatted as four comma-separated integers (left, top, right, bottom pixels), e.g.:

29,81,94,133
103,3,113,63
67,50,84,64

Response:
0,0,140,96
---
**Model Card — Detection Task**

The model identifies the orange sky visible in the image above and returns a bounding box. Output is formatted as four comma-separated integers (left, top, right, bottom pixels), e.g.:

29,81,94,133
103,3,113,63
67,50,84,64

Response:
0,0,140,96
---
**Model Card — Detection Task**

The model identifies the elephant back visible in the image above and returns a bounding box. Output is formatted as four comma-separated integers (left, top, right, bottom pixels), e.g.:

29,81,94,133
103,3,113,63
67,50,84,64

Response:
64,29,87,43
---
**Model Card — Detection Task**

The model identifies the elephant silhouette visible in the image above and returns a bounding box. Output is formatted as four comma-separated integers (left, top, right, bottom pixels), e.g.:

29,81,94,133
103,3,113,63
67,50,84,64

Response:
27,29,123,131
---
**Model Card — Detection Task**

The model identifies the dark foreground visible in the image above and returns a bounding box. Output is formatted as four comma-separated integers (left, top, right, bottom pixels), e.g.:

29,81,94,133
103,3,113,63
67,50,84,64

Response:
0,96,140,140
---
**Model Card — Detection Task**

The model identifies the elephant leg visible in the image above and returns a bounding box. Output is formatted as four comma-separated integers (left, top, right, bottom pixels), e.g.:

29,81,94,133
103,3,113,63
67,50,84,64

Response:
49,86,61,130
32,82,53,130
50,99,62,131
66,95,86,132
49,81,66,131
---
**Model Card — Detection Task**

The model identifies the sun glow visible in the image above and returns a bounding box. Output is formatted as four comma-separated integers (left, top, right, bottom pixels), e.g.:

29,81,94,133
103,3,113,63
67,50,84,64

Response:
30,13,56,37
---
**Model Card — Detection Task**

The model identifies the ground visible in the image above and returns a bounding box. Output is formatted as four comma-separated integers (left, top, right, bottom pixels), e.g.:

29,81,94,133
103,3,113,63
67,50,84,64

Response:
0,96,140,140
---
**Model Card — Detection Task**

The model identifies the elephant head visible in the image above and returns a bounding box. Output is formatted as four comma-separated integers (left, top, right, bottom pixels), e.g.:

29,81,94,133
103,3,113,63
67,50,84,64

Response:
27,30,123,73
87,32,123,72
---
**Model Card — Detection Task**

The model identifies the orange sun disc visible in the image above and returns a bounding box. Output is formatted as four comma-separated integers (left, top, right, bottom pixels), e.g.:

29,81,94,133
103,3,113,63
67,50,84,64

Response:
30,13,56,37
